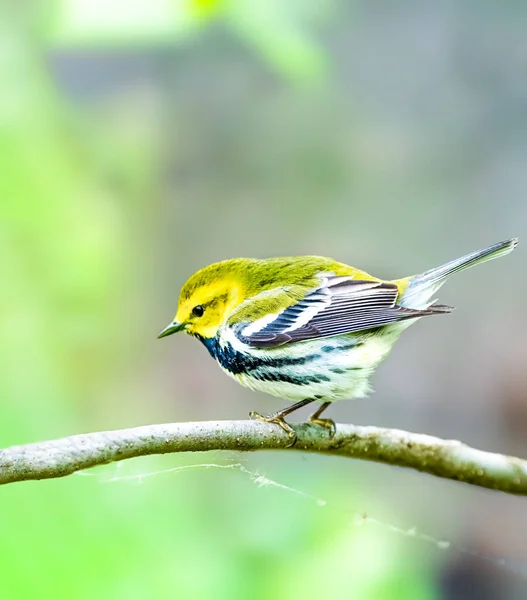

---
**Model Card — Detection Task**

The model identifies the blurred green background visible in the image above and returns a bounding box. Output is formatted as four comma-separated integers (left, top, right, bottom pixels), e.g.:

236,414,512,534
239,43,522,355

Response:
1,1,527,598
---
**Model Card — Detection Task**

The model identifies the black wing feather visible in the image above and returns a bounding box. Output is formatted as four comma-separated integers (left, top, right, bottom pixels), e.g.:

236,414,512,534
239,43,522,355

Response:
241,276,448,348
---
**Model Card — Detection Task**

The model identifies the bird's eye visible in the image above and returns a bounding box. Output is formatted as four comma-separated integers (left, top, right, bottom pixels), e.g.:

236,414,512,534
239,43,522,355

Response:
192,305,205,318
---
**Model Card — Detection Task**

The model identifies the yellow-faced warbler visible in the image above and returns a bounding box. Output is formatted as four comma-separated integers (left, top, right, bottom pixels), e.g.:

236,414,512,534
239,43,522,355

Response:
159,238,518,441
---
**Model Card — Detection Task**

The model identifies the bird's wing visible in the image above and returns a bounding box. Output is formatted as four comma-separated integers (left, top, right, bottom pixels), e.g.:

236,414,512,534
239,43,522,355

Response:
235,275,444,348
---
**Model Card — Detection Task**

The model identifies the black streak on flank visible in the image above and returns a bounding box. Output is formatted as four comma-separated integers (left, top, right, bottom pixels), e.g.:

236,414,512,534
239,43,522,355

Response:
251,371,331,386
331,367,362,374
321,342,363,353
197,336,323,376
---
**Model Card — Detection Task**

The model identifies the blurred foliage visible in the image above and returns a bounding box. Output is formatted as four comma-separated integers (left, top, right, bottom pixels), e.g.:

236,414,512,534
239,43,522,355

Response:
48,0,328,82
1,1,526,598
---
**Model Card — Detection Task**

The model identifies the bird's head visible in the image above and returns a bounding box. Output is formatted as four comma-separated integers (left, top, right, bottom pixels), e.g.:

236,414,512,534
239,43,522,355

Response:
158,260,248,341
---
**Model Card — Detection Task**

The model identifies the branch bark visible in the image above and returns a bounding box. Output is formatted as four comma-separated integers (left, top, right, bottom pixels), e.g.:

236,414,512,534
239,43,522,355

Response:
1,420,526,493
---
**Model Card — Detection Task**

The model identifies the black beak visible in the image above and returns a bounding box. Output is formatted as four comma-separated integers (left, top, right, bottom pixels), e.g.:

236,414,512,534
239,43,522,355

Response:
157,321,186,339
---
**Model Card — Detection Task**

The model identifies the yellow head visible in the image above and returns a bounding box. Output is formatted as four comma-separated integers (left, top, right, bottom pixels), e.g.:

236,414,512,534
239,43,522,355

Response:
158,260,246,340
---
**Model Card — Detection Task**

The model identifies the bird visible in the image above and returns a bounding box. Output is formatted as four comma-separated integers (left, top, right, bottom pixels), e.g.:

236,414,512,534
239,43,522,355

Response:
158,238,518,442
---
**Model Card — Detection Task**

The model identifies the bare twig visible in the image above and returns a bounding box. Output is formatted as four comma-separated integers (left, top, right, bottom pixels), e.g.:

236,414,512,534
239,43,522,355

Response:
1,420,526,493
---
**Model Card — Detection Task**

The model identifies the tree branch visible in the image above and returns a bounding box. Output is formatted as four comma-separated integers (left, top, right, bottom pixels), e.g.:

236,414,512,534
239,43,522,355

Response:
1,420,526,493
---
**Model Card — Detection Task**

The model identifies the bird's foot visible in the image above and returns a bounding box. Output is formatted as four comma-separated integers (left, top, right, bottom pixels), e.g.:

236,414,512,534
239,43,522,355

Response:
308,417,336,438
249,411,297,447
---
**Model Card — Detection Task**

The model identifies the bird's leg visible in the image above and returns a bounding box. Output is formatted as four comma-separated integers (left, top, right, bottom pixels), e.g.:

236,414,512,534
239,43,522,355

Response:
250,398,316,446
308,401,336,437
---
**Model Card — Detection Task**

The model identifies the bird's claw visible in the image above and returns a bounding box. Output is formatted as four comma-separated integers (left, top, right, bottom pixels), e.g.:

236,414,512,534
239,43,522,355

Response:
308,417,336,438
249,411,297,447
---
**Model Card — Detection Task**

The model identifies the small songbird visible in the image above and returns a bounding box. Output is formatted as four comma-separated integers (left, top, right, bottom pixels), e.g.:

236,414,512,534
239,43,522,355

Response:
159,238,518,441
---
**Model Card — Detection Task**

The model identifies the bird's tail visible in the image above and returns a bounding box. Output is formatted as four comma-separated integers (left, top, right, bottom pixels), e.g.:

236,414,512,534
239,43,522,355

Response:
397,238,518,310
